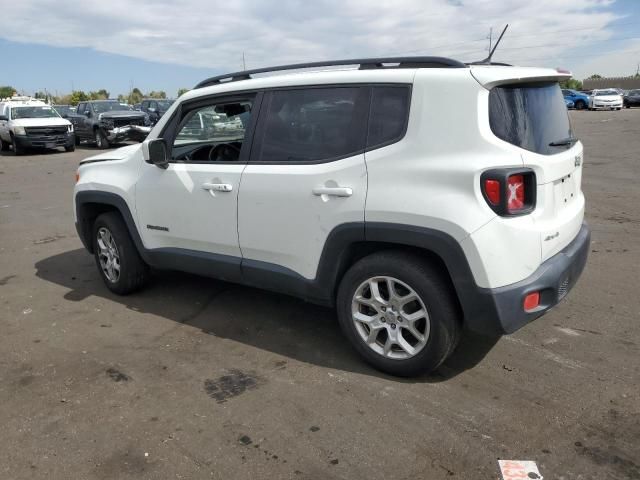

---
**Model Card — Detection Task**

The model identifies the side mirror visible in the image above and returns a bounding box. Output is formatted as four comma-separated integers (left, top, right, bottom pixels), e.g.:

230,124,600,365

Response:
148,107,156,113
145,139,169,169
0,115,7,121
84,110,91,117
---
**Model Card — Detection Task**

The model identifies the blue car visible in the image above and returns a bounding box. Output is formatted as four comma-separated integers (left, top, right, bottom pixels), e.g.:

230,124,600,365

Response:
565,98,575,109
562,89,589,110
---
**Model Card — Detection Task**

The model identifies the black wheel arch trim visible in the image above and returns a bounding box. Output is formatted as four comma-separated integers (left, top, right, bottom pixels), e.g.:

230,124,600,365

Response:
74,190,502,333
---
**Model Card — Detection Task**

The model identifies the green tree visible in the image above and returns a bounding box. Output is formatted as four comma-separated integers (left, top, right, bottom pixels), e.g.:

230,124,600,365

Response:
127,88,144,105
177,88,190,97
147,90,166,99
587,74,603,80
560,78,583,90
89,89,109,100
68,90,89,106
0,85,16,98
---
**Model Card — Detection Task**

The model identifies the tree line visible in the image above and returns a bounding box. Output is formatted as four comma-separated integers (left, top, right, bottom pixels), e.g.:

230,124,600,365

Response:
0,86,191,105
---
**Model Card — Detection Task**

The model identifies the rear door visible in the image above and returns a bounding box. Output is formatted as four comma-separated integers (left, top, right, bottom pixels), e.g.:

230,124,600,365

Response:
237,86,369,281
488,81,584,260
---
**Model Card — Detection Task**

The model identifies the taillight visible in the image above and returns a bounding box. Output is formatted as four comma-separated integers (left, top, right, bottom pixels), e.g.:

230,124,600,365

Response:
507,174,525,212
481,169,536,216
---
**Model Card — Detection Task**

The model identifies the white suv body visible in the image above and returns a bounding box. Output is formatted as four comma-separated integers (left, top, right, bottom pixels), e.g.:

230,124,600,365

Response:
73,58,589,376
0,97,75,154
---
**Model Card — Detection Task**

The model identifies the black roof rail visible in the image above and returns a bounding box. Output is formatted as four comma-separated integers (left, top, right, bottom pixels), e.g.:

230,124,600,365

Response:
194,56,467,89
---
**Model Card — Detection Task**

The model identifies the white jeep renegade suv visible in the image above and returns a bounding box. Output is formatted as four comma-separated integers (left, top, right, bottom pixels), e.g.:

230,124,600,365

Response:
73,57,590,376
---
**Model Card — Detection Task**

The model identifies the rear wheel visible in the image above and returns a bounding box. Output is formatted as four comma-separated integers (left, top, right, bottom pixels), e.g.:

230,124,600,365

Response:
74,134,81,146
94,128,109,149
0,138,10,151
93,212,149,295
65,144,75,152
336,251,461,377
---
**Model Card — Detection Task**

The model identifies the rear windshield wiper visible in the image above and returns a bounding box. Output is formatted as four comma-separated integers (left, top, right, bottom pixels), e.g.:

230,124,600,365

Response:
549,136,578,147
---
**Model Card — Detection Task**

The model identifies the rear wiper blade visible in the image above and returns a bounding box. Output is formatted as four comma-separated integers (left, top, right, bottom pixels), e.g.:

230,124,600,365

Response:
549,136,578,147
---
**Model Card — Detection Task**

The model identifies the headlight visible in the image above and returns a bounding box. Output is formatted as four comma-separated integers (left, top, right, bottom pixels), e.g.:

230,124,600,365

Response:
14,126,26,136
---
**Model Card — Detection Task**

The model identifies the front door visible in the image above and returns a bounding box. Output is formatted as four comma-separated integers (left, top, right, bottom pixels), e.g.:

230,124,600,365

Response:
136,93,259,268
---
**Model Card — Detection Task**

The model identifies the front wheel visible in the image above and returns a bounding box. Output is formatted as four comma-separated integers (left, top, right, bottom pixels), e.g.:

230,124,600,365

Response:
94,128,109,149
93,212,149,295
11,135,24,156
65,144,75,152
336,251,461,377
574,100,586,110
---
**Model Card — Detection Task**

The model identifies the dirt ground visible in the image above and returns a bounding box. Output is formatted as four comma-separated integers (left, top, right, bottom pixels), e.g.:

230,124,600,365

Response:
0,109,638,479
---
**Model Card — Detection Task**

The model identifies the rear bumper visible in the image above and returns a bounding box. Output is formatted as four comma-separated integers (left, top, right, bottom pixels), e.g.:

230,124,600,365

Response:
14,133,74,149
467,222,590,335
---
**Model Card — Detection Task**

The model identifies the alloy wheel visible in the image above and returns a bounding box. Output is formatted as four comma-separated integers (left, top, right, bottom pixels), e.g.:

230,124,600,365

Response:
351,276,430,359
97,227,120,282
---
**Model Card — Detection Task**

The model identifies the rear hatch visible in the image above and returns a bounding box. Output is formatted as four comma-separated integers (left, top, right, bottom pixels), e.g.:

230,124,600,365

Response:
473,67,584,261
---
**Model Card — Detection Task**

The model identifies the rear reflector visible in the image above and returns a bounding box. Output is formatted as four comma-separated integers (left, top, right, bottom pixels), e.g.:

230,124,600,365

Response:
523,292,540,312
507,174,525,212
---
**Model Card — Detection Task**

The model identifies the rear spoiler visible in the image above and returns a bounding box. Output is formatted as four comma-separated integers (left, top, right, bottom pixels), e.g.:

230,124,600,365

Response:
470,66,572,89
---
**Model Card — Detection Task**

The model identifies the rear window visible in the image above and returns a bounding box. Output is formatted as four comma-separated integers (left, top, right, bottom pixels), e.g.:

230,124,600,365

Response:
489,82,573,155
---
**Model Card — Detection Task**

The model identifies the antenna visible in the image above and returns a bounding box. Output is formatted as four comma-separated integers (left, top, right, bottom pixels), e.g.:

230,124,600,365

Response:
469,24,509,65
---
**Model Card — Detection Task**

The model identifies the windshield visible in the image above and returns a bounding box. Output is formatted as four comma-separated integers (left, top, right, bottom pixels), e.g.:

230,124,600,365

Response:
594,90,618,96
157,100,174,110
92,102,133,113
628,90,640,96
489,82,573,155
11,106,61,120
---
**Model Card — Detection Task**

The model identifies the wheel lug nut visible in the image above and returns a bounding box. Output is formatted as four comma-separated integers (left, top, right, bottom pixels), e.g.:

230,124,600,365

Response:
381,306,386,312
390,324,396,329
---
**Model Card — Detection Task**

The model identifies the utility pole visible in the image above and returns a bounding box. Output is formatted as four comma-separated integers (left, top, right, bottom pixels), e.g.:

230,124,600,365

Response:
242,52,246,71
487,27,493,54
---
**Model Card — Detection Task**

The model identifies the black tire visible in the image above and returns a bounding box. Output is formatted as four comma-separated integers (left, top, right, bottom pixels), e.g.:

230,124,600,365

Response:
11,135,24,156
94,128,109,149
92,212,149,295
336,251,461,377
74,134,81,146
65,144,75,152
574,100,586,110
0,139,10,152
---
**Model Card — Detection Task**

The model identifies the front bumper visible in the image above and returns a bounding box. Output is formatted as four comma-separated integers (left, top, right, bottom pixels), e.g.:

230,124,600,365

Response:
14,132,75,149
104,125,151,143
467,223,590,335
593,103,622,109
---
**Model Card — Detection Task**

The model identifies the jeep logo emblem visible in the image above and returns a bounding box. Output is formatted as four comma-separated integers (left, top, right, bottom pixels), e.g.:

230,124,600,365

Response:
574,155,582,167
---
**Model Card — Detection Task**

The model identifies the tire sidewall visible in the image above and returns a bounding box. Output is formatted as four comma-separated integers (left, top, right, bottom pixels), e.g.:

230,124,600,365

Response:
337,254,458,376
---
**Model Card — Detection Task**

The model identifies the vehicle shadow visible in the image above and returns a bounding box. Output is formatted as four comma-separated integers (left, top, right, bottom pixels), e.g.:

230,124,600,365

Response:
35,248,500,383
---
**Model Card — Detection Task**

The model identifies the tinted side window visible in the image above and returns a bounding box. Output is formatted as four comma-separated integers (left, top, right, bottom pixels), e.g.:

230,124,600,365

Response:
367,86,410,149
257,87,368,163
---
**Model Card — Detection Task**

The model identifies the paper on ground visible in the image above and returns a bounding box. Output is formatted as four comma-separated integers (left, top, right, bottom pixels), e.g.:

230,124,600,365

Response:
498,460,543,480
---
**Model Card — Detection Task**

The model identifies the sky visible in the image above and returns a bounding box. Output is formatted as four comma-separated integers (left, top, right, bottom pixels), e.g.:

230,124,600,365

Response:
0,0,639,98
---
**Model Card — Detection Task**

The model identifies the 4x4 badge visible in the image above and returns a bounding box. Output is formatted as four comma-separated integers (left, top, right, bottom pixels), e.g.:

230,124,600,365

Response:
575,155,582,167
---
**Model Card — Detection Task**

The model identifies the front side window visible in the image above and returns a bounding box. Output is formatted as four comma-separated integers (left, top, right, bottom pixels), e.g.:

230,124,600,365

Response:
172,99,253,162
489,82,573,155
256,87,368,163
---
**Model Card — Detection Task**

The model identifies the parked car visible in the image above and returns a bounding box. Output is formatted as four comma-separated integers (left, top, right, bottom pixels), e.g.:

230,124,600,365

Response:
139,99,175,125
565,98,575,109
623,89,640,108
561,89,588,110
73,58,589,376
588,89,623,110
52,104,76,118
68,100,151,149
0,97,75,155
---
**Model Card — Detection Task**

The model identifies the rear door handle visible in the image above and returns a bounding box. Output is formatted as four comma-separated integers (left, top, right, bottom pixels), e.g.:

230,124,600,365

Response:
312,186,353,197
202,182,233,192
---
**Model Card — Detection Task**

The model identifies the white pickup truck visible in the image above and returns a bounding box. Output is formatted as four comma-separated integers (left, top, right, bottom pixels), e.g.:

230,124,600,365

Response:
0,97,75,155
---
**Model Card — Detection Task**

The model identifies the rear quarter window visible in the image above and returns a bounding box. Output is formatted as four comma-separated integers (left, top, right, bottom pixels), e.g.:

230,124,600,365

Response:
367,86,410,149
489,82,573,155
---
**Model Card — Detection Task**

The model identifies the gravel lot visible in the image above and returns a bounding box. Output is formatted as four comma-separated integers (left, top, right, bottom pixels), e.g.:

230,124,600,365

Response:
1,109,638,480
